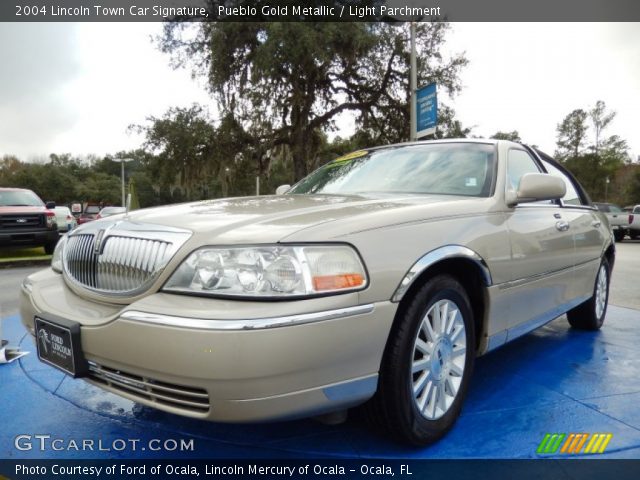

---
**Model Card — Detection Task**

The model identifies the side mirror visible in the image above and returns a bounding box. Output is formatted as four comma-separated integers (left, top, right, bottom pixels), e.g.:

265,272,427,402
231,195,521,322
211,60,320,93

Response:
507,173,566,206
275,184,291,195
45,201,56,209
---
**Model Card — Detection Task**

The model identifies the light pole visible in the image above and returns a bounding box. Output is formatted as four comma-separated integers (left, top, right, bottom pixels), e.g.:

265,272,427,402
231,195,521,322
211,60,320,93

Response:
115,158,134,207
605,177,610,202
410,21,417,141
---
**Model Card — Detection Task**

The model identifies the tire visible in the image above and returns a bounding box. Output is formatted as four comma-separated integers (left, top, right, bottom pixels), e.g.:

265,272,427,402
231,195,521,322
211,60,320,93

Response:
631,232,640,240
567,259,610,330
44,241,57,255
365,275,475,445
613,230,625,242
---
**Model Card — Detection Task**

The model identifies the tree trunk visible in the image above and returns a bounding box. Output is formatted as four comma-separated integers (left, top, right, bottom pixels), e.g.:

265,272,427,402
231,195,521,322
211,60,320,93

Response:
291,128,309,182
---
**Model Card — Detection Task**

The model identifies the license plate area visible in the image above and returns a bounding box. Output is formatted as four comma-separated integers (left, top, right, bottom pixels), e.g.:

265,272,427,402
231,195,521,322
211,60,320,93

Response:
34,316,88,377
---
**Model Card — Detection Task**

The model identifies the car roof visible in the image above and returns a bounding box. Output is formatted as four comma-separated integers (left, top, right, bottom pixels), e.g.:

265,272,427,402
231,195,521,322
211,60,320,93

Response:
365,138,500,152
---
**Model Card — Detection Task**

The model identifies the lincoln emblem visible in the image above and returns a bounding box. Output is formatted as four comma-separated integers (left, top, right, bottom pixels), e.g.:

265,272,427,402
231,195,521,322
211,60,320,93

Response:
93,229,106,255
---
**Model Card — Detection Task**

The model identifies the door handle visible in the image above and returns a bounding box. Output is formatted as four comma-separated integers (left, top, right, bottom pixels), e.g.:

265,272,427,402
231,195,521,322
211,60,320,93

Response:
555,220,570,232
592,221,601,228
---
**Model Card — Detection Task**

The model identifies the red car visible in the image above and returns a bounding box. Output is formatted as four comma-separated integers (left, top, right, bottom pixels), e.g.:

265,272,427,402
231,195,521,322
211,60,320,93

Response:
77,205,101,225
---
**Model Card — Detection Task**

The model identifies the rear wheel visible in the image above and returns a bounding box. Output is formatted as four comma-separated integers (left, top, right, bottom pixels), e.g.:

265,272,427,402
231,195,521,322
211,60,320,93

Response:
567,259,610,330
613,230,625,242
366,275,475,445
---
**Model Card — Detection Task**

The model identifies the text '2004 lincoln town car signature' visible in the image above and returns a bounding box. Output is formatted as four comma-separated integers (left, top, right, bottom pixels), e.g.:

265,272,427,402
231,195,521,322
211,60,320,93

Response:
21,139,613,445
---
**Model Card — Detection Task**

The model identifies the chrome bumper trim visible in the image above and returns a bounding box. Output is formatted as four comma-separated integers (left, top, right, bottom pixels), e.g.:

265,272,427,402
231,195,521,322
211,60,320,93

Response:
119,304,375,331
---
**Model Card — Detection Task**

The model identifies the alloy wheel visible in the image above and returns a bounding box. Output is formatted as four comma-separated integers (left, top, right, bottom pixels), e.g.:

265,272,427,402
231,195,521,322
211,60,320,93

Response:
411,299,467,420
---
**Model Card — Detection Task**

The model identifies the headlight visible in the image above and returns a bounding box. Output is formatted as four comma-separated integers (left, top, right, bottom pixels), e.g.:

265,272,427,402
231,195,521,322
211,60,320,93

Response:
163,245,368,298
51,235,67,273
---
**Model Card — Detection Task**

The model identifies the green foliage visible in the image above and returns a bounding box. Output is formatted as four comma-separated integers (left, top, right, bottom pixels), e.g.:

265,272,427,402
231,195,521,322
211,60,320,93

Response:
627,168,640,205
434,105,473,139
555,101,630,203
0,153,137,207
133,105,218,198
555,109,589,159
490,130,521,142
160,22,468,181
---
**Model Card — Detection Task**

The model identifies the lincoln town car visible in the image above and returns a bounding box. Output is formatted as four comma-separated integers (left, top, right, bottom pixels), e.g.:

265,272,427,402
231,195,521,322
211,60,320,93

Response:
21,139,613,445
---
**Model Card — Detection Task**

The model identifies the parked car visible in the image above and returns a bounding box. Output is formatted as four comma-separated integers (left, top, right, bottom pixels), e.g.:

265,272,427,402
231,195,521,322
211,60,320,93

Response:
21,140,613,445
0,187,59,254
77,205,101,225
96,206,126,219
628,205,640,240
593,202,629,242
53,206,77,234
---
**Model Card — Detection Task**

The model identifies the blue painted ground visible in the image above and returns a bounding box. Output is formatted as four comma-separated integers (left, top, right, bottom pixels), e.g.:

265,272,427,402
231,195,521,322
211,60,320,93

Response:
1,306,639,460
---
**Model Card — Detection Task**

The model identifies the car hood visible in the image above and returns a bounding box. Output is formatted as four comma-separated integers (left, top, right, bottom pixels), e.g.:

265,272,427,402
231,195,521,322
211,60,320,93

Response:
86,194,492,244
0,206,46,214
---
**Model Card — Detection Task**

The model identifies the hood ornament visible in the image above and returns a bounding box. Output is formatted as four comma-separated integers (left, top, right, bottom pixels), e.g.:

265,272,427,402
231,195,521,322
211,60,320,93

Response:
125,193,132,218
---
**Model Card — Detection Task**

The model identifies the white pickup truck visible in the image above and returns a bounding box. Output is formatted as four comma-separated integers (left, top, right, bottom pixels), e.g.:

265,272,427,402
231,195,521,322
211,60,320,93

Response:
593,202,629,242
627,204,640,240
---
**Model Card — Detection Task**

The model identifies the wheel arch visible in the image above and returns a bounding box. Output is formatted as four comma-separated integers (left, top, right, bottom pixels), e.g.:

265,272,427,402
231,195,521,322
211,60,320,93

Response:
390,246,491,353
603,241,615,271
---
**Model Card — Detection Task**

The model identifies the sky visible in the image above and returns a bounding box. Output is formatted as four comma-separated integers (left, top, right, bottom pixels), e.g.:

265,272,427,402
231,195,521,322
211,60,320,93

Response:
0,22,639,162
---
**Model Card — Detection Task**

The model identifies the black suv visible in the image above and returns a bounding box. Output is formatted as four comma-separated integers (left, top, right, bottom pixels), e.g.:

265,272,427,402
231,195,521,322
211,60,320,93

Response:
0,188,59,254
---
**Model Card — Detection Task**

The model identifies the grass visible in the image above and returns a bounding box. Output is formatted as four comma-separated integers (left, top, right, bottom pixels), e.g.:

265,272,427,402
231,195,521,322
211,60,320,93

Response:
0,246,51,262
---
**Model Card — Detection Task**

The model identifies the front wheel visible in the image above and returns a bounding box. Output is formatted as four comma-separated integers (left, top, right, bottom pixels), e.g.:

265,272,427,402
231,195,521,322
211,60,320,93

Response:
366,275,475,445
567,259,610,330
44,241,57,255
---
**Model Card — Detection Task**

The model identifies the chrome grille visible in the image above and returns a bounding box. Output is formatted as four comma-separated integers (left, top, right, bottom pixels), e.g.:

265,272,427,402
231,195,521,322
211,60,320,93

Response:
0,213,44,229
62,220,191,296
64,234,171,294
88,362,210,414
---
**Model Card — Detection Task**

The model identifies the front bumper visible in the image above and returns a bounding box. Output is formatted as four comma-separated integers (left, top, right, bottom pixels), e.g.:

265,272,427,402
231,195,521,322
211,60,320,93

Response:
21,268,396,422
0,228,58,247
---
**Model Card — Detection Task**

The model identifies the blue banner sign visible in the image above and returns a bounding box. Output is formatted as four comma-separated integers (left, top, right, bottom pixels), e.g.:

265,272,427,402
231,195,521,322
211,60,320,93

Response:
416,83,437,138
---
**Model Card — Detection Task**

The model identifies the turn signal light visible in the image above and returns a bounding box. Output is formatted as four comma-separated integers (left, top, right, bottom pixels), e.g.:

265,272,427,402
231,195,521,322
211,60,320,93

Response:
45,210,55,228
313,273,365,291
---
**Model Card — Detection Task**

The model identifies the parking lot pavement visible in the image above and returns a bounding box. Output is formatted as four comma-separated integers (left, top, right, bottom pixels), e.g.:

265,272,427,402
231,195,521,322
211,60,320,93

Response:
0,266,41,317
610,240,640,310
1,245,639,460
2,306,640,459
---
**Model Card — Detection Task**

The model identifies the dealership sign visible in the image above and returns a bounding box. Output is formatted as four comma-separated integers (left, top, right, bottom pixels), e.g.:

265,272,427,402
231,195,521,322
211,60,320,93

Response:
416,83,437,138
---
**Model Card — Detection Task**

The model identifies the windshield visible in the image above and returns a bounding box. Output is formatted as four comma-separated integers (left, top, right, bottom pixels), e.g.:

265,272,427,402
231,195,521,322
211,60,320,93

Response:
289,143,496,197
0,190,43,207
84,206,101,214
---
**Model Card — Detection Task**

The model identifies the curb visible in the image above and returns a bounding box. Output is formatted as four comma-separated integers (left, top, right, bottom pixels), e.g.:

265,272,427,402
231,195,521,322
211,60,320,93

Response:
0,259,51,270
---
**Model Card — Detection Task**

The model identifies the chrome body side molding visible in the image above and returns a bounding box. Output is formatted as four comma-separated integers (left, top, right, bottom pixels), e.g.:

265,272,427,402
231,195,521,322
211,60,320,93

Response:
485,295,590,353
391,245,492,302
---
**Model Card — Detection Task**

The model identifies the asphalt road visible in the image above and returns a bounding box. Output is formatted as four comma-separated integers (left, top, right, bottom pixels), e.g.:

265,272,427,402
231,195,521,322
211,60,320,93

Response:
610,239,640,310
0,241,638,317
0,265,41,317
